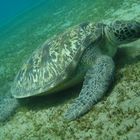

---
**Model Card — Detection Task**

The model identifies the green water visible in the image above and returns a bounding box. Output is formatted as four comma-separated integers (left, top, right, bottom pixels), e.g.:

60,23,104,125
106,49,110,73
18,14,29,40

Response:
0,0,140,139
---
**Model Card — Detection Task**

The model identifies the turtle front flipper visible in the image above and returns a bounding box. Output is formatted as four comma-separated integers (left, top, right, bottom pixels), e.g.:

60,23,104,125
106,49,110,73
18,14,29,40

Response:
64,55,115,121
0,95,19,122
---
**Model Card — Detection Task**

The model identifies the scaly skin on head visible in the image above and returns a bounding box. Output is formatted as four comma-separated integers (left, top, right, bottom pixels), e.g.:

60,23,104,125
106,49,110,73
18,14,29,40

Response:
105,20,140,45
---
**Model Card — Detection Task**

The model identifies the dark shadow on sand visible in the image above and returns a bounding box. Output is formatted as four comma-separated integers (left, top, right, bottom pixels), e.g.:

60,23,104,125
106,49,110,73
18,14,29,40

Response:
18,83,82,111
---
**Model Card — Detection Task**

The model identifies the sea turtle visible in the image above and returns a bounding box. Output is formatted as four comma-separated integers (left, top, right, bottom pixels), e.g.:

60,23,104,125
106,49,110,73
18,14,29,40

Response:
0,20,140,122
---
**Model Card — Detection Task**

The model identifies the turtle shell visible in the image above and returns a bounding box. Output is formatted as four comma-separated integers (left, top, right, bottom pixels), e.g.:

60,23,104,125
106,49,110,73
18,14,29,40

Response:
11,22,102,98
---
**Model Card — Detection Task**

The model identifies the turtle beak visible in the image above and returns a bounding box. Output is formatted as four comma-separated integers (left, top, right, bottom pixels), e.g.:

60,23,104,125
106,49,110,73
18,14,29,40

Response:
134,21,140,38
129,21,140,39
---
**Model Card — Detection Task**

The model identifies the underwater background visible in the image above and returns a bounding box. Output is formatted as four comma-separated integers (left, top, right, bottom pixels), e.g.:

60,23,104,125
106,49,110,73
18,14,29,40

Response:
0,0,140,139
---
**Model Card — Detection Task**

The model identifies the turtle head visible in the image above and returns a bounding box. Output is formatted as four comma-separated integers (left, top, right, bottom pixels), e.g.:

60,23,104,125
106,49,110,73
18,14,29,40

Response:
105,20,140,45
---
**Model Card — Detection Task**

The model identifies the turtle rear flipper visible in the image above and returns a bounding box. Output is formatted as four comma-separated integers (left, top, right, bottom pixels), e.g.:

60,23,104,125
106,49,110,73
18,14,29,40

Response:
64,55,115,121
0,95,19,122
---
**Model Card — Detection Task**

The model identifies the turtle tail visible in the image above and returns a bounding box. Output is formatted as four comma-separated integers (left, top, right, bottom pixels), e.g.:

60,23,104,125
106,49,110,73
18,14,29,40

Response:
0,95,19,122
